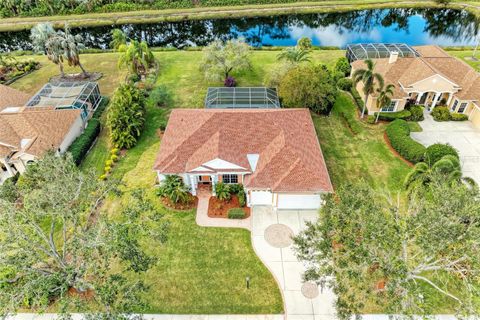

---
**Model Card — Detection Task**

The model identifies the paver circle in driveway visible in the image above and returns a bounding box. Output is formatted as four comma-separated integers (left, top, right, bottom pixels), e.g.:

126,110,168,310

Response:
301,282,320,299
264,223,294,248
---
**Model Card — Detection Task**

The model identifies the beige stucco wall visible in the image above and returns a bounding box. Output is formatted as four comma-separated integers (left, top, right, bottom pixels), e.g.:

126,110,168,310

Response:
409,75,457,94
59,114,85,154
469,104,480,128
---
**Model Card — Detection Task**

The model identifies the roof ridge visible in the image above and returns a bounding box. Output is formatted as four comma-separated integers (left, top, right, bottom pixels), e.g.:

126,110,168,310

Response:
271,155,302,191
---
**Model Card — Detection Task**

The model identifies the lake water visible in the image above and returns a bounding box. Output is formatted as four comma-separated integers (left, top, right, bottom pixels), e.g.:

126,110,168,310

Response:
0,8,479,52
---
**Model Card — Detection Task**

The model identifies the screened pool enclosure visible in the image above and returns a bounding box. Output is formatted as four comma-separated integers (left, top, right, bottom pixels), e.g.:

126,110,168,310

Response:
26,82,101,120
205,87,280,109
346,43,420,63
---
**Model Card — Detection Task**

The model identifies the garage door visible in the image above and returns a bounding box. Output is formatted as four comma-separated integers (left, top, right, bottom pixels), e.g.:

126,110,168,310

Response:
277,194,321,209
250,191,273,206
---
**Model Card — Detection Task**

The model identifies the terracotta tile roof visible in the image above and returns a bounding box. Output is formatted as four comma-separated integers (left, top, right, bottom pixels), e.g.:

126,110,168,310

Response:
351,45,480,101
0,84,31,111
0,107,81,158
154,109,333,193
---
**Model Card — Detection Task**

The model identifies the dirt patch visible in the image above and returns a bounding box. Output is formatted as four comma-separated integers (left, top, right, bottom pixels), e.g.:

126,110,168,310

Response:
67,287,95,300
208,195,250,218
383,132,414,167
50,72,102,84
161,196,198,210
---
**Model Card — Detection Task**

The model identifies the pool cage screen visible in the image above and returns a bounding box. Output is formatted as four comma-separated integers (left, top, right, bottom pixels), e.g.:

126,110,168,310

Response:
26,82,101,120
205,87,280,109
346,43,420,63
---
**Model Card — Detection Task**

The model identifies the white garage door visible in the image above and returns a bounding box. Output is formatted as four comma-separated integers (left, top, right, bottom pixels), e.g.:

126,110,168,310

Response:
277,194,321,209
250,191,273,206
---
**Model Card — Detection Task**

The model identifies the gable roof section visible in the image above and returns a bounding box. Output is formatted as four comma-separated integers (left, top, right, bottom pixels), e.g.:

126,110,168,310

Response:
0,107,81,158
0,84,31,112
154,109,333,193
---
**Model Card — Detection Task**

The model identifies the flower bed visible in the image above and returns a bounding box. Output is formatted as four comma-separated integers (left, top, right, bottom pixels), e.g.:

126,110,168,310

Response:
161,195,198,210
208,195,250,219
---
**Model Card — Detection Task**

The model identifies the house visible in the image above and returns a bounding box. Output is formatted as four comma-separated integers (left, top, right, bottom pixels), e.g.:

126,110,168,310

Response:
350,45,480,128
153,108,333,210
0,82,101,184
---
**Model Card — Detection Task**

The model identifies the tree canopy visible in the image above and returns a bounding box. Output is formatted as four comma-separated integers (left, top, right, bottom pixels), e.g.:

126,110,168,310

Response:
0,153,168,316
294,176,480,318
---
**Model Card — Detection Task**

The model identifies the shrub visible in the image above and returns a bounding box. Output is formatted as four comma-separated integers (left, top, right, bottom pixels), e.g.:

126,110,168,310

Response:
228,208,246,219
366,115,376,124
215,182,231,201
107,84,146,149
407,105,424,121
224,76,236,87
385,119,426,163
147,85,172,108
92,96,109,119
334,57,351,77
337,78,353,91
339,110,362,134
159,119,168,131
297,37,313,51
104,165,112,172
425,143,459,165
237,189,246,207
375,110,411,122
67,118,100,166
105,160,113,167
431,106,451,121
99,174,107,181
451,113,468,121
111,148,119,155
157,175,190,204
350,87,364,112
110,154,118,162
228,184,244,194
279,64,337,115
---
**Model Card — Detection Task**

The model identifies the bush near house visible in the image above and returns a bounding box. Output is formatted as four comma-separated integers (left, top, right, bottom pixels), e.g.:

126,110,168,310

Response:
337,77,353,91
424,143,459,164
374,110,411,122
349,87,365,113
406,104,424,121
386,119,426,163
431,106,451,121
450,113,468,121
157,175,191,204
228,208,246,219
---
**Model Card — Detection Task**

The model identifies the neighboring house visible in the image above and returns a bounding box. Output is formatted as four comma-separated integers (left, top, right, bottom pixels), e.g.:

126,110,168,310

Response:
153,109,333,210
0,82,101,184
350,45,480,128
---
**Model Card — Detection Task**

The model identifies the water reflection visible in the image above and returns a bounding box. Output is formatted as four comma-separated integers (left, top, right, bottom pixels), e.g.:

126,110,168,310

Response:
0,8,478,52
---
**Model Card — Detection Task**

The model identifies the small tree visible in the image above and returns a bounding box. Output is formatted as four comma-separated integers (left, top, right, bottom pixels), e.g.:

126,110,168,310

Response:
297,37,313,51
157,175,190,204
199,39,251,83
107,84,146,149
352,59,384,118
334,57,351,77
215,182,231,201
118,40,155,78
374,83,395,123
294,178,480,318
278,64,337,114
277,47,311,64
110,28,127,50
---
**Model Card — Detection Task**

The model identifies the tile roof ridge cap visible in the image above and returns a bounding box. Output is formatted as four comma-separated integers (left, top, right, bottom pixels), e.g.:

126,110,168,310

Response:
271,157,302,191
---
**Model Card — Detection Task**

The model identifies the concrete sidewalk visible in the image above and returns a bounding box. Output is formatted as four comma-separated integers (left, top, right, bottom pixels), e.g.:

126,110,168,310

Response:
251,206,336,320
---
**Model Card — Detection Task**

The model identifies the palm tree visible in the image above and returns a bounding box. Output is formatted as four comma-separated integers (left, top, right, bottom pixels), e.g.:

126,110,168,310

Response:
375,83,395,123
403,155,474,192
277,47,311,64
110,29,127,50
352,59,384,118
118,40,155,78
30,23,56,54
157,175,190,204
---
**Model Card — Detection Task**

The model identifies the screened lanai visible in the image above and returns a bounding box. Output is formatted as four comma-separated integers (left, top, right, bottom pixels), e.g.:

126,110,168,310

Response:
346,43,420,63
26,82,101,120
205,87,280,109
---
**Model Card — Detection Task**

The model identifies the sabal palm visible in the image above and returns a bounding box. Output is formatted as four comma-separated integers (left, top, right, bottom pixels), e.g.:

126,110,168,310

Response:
404,155,464,191
277,47,311,64
110,29,127,50
158,175,190,204
375,83,395,123
118,40,154,77
352,59,384,118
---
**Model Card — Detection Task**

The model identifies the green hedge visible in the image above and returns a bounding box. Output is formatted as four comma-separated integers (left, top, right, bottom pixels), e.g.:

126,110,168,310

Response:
431,106,451,121
374,110,411,122
68,119,101,166
385,119,426,163
451,113,468,121
228,208,246,219
339,110,362,135
349,87,364,113
406,104,424,121
425,143,459,164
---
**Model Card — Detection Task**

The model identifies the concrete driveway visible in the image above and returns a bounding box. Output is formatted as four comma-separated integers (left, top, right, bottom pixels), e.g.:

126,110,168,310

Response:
411,115,480,184
251,206,336,320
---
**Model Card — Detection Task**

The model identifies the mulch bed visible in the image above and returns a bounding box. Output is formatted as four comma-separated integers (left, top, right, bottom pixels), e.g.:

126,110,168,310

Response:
383,132,414,167
67,287,95,300
208,195,250,219
50,72,102,84
161,196,198,210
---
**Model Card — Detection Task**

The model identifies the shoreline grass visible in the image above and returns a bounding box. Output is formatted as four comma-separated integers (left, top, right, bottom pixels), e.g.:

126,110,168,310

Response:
0,0,479,32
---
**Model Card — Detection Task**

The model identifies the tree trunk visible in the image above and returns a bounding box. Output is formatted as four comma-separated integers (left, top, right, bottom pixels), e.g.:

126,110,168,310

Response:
78,61,89,77
361,94,369,118
59,63,65,78
375,108,381,123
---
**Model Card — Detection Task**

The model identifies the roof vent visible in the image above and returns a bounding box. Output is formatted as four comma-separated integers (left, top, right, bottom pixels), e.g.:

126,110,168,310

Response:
389,51,399,64
247,154,259,172
0,107,21,114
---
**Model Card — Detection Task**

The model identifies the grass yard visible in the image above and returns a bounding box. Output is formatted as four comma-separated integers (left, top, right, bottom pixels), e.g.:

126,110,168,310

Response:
448,50,480,72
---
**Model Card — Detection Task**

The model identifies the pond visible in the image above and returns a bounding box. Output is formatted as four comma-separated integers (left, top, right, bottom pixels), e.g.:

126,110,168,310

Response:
0,8,479,52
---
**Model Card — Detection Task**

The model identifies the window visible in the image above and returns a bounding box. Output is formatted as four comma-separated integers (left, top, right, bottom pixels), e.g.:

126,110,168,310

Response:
451,99,459,111
381,100,397,112
458,102,468,113
222,174,238,184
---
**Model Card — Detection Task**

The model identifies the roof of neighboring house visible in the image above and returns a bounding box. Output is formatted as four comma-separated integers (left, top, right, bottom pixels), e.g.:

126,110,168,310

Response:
351,45,480,101
154,109,333,193
0,106,81,158
0,84,31,112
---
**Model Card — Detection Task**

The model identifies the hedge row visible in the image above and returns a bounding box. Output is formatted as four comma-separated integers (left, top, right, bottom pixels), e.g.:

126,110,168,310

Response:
349,87,365,113
375,110,411,121
385,119,427,163
67,97,108,166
